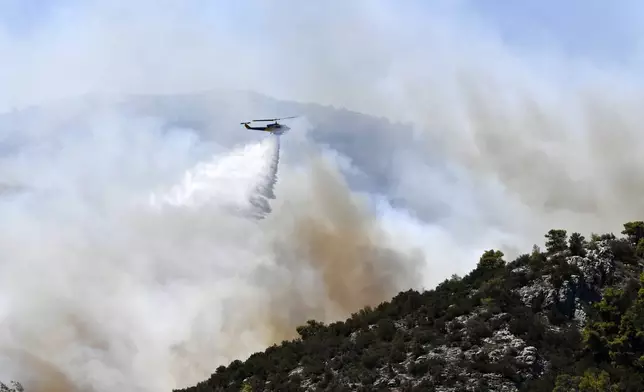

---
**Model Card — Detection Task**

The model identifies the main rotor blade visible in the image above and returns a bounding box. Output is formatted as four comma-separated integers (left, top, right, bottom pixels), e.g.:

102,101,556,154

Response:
252,115,299,122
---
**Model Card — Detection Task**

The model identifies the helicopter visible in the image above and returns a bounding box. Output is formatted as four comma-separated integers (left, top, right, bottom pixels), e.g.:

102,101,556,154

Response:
240,116,298,135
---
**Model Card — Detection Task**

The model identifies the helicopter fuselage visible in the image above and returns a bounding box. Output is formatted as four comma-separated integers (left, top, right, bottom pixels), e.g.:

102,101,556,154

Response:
241,115,297,135
243,122,289,135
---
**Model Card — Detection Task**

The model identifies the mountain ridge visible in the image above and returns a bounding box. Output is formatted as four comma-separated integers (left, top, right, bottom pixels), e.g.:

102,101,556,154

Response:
174,222,644,392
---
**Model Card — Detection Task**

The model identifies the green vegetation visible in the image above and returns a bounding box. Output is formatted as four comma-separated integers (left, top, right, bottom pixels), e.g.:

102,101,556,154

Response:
176,221,644,392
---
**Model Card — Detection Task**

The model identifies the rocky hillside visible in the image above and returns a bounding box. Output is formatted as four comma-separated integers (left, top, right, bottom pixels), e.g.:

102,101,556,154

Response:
176,221,644,392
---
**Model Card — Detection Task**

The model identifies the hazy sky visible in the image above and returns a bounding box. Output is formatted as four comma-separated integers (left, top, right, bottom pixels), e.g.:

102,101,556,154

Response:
1,0,643,113
468,0,641,63
2,0,640,63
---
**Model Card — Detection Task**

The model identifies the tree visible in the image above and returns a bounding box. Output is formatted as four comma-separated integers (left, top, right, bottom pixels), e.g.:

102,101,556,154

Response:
296,320,326,340
577,369,616,392
636,238,644,258
466,250,506,284
553,374,579,392
569,232,587,257
545,229,568,254
478,250,505,269
621,221,644,245
376,318,396,342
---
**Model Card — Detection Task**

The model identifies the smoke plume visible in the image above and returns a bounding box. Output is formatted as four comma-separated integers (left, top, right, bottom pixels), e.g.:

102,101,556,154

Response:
0,117,420,391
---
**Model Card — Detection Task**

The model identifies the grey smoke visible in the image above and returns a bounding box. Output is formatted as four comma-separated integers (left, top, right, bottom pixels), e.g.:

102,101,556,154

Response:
0,107,422,391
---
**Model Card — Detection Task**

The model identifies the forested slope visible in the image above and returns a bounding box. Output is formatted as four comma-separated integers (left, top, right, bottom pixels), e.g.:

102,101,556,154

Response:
176,221,644,392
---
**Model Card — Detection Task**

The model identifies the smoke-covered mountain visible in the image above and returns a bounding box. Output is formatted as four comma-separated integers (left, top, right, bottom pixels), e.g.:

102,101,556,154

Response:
1,90,643,392
3,2,644,391
0,91,433,392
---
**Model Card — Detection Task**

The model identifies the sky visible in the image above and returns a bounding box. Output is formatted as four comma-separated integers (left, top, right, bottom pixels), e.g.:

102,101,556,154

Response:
1,0,644,111
1,0,641,63
467,0,641,63
2,2,644,392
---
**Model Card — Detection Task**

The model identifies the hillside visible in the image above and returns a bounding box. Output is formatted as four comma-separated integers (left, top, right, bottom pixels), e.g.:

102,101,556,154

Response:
176,221,644,392
1,93,643,391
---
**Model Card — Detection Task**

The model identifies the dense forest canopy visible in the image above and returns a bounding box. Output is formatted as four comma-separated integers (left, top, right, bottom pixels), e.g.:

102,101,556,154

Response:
174,221,644,392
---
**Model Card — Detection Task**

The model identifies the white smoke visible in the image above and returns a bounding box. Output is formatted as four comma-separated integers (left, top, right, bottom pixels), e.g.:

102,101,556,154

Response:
0,121,289,391
0,110,421,391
